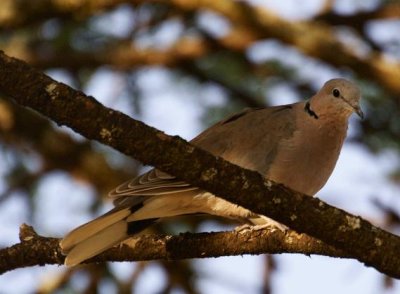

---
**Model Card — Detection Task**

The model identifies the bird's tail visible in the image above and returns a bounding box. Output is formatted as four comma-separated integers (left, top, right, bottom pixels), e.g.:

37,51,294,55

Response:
60,191,239,266
60,207,155,266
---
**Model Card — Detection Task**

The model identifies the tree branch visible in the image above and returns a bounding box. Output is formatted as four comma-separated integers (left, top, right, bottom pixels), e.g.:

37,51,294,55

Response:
0,224,349,274
1,51,400,278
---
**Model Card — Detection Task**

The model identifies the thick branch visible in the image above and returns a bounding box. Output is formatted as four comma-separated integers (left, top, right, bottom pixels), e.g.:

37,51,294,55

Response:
0,51,400,278
0,224,349,274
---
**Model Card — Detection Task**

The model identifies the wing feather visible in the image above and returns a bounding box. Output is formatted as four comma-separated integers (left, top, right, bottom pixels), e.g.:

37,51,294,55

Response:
109,105,295,202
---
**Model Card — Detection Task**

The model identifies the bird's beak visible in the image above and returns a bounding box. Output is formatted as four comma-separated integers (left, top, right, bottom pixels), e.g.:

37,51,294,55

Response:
341,96,364,119
353,105,364,119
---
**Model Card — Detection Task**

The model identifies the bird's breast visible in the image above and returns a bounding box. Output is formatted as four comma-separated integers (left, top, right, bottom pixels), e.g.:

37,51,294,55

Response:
265,115,348,196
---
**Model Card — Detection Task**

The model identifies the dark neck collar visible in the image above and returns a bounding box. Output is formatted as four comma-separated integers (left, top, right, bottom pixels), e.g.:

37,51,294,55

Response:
304,101,319,119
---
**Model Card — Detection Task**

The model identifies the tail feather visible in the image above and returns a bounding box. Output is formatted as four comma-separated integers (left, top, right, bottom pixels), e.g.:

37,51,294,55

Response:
60,208,131,253
64,220,128,266
61,192,230,266
60,206,159,266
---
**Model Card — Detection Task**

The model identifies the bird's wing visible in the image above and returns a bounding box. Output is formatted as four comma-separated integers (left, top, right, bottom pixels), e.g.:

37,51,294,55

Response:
109,104,296,203
109,169,198,198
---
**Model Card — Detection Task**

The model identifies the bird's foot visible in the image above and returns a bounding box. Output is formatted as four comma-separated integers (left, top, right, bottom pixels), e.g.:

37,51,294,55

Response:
235,218,288,234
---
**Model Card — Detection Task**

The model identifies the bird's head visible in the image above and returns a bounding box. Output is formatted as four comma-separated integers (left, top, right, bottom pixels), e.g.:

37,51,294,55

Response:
313,78,364,119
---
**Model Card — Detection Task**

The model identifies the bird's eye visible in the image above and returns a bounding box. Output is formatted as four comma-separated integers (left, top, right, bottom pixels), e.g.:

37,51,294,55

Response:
332,88,340,98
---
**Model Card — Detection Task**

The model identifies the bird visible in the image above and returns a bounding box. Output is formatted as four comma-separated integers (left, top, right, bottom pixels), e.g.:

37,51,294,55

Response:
60,78,363,266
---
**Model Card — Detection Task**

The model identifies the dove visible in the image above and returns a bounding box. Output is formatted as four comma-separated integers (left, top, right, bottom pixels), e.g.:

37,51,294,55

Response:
60,78,363,266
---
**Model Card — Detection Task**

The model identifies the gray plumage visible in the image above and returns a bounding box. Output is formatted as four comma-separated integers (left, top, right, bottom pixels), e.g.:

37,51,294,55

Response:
60,78,363,266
